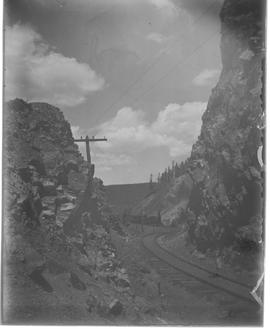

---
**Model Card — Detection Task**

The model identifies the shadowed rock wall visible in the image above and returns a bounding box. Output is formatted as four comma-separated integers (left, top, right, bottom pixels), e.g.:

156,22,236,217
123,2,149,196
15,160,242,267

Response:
186,0,264,253
133,0,265,258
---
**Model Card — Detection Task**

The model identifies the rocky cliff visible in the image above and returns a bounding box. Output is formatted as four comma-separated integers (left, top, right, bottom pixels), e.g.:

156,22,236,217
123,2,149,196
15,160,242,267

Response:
185,0,264,253
2,99,151,324
134,0,264,263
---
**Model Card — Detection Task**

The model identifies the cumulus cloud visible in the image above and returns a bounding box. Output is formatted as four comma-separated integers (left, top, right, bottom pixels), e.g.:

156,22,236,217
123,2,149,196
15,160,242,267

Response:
93,153,133,167
148,0,179,16
193,68,220,86
71,124,133,172
147,32,169,44
72,102,206,180
95,101,205,155
5,24,104,107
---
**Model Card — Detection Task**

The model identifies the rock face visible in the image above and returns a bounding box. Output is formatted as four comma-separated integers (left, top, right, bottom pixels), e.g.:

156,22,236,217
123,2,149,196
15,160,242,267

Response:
185,0,264,253
134,0,264,258
2,99,143,324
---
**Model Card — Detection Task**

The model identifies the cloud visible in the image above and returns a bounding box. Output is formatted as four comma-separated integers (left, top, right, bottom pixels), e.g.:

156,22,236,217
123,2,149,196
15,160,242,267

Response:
148,0,179,16
151,102,206,156
193,69,220,86
5,24,104,107
72,102,206,182
71,124,133,172
146,32,169,44
93,153,133,167
74,101,205,157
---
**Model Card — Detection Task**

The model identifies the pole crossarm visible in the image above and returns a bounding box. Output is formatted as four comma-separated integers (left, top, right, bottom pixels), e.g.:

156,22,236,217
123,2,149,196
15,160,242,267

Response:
74,138,107,142
73,136,108,163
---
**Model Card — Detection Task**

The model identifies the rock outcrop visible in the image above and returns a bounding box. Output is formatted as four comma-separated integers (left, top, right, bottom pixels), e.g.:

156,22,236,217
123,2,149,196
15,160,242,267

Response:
2,99,146,324
134,0,264,263
185,0,264,254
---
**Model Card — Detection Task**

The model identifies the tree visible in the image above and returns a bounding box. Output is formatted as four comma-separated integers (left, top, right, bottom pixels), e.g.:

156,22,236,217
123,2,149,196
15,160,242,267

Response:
157,172,161,184
149,173,154,191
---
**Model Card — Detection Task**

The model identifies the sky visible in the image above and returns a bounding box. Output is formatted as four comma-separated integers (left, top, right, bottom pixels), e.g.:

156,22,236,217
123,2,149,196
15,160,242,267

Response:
5,0,224,185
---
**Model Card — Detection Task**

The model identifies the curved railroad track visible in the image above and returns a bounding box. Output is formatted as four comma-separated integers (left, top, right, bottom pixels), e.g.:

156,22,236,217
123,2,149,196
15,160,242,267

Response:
142,232,258,306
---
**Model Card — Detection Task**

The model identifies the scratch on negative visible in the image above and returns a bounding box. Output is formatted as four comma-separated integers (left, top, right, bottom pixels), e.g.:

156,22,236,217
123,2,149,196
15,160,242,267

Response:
250,272,264,306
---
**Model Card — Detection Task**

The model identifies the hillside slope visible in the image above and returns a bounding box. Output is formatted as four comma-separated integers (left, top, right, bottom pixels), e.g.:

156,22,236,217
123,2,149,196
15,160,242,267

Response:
105,183,155,215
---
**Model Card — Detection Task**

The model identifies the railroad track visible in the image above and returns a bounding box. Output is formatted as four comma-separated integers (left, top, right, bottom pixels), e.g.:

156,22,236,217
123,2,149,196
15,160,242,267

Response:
142,233,259,306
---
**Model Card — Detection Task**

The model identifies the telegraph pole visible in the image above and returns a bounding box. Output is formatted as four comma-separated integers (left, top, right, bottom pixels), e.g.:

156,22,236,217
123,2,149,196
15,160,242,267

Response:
73,135,107,164
64,136,108,235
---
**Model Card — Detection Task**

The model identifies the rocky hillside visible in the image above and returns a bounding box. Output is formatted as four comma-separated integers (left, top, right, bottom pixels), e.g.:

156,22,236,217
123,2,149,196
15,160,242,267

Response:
105,183,156,215
2,99,154,324
134,0,264,258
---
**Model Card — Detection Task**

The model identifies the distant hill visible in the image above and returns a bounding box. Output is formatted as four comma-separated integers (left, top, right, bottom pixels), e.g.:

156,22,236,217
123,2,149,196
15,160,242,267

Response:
104,182,156,215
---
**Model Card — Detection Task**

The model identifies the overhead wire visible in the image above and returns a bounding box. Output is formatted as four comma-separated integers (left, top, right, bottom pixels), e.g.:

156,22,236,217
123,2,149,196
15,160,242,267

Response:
130,29,220,107
91,0,221,126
